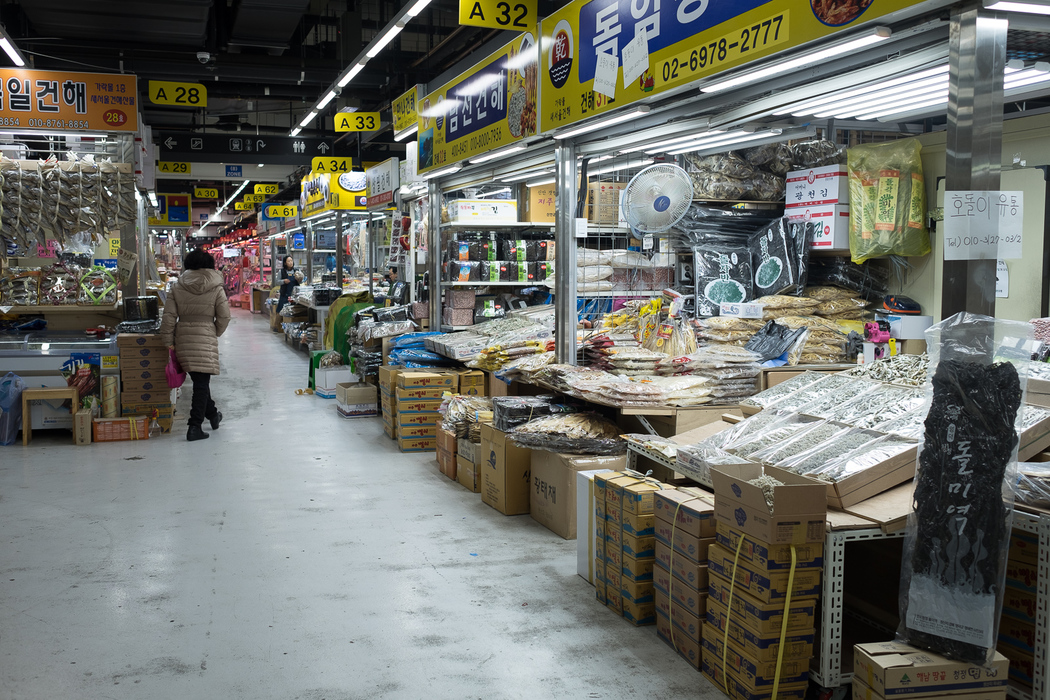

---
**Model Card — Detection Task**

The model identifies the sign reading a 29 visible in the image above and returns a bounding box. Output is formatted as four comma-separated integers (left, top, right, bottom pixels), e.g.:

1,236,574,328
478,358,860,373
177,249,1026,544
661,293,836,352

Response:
335,112,381,132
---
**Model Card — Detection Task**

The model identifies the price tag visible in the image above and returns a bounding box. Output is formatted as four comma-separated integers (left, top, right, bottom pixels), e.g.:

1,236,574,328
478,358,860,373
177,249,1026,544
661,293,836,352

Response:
996,259,1009,298
194,187,218,199
36,240,59,259
575,217,588,239
158,162,191,174
621,28,650,88
719,302,764,319
593,52,618,99
943,191,1023,260
642,233,654,250
254,184,278,195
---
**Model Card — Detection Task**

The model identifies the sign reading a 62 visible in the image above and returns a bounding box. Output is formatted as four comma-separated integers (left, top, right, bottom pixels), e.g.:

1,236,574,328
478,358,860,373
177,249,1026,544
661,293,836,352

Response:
335,112,380,132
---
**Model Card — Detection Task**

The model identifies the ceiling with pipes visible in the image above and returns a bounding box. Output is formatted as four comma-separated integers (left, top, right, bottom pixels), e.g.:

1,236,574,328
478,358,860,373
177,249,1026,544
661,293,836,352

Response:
2,0,541,162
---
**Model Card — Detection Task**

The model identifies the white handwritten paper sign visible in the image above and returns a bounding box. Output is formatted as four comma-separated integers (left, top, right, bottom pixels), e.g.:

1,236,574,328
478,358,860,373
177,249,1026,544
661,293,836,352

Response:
943,191,1023,260
620,30,649,88
593,52,618,99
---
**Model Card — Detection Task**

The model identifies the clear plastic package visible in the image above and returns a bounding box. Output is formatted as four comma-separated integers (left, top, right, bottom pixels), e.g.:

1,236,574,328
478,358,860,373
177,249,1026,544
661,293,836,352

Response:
778,426,885,475
764,373,864,413
508,412,626,455
727,413,823,458
796,379,882,419
747,419,852,466
830,384,926,429
1015,462,1050,510
676,442,754,485
811,433,917,483
740,371,826,408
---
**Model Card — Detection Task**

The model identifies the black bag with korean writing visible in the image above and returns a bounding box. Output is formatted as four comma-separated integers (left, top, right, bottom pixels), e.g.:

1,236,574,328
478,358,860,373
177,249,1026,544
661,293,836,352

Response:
693,242,752,317
748,218,810,297
898,312,1029,666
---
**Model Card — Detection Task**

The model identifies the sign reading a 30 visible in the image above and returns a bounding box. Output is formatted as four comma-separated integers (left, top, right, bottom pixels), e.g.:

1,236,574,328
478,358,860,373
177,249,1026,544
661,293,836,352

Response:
266,205,298,218
335,112,380,132
194,187,218,199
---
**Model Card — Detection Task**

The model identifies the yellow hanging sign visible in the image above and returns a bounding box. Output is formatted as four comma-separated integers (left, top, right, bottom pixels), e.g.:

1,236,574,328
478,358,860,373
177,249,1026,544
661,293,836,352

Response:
194,187,219,199
255,184,278,195
311,156,355,174
459,0,536,31
158,162,190,174
149,81,207,107
334,111,381,132
266,204,298,219
235,201,252,211
417,32,538,174
539,0,941,134
243,193,265,204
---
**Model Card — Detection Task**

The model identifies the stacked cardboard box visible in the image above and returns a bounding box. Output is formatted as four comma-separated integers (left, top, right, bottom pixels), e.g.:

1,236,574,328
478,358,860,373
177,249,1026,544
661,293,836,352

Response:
702,465,827,700
436,428,457,479
999,527,1038,691
395,371,455,453
116,333,174,433
455,436,476,489
853,641,1009,700
457,369,486,397
336,382,377,418
378,365,400,439
652,488,716,669
478,423,531,513
593,471,671,626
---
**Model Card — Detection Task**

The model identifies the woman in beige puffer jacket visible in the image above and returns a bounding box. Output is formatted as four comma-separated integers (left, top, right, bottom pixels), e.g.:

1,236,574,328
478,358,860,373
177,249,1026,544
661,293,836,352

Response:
159,248,231,442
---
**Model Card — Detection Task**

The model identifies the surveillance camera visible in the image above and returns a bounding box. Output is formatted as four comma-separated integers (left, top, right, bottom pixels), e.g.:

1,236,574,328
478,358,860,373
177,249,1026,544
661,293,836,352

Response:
333,87,342,96
197,51,211,64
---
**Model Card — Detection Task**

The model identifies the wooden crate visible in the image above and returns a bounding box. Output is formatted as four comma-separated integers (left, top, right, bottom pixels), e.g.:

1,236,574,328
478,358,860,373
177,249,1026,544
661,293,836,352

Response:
93,416,150,442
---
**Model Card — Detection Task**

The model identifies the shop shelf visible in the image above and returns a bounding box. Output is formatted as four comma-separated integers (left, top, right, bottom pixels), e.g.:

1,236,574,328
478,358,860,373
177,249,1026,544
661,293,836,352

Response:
440,221,555,230
448,281,543,287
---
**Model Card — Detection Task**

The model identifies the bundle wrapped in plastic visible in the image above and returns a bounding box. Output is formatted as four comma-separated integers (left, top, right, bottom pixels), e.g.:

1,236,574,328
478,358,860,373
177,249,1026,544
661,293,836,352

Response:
808,254,889,303
676,442,754,484
791,139,844,168
741,371,826,409
742,143,794,176
318,350,343,368
778,426,887,475
495,350,556,383
440,395,494,437
620,433,679,459
811,434,917,483
763,373,866,413
707,409,788,450
1015,463,1050,510
656,345,762,374
748,419,852,467
509,412,626,455
492,395,577,432
727,413,824,458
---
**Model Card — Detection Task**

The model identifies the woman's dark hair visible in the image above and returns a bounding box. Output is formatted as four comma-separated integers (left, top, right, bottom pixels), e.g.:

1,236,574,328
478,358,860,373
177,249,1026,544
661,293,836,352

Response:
283,255,294,268
184,249,216,270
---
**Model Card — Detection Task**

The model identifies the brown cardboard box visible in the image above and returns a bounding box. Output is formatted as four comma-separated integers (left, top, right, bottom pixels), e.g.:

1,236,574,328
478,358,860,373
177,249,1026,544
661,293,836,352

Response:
996,641,1034,690
396,398,443,413
118,346,167,360
654,520,714,562
397,371,457,390
378,365,401,391
525,184,556,224
714,522,824,572
854,641,1009,698
707,543,822,603
622,481,668,515
622,598,656,626
437,428,457,454
397,423,437,439
656,609,702,670
706,597,815,663
398,436,436,452
458,369,486,389
707,570,817,634
120,390,171,405
337,382,376,406
119,357,168,371
116,333,168,348
654,564,707,619
479,424,531,516
621,553,655,582
73,409,92,446
120,402,174,433
457,454,480,492
701,660,808,700
1010,528,1038,566
531,451,627,539
396,412,440,427
395,386,446,401
457,438,477,464
701,623,810,692
120,378,164,393
1003,586,1037,622
586,181,628,224
654,540,708,589
853,679,1005,700
436,446,454,475
120,368,162,382
710,465,826,545
654,490,716,538
382,415,396,439
655,584,704,643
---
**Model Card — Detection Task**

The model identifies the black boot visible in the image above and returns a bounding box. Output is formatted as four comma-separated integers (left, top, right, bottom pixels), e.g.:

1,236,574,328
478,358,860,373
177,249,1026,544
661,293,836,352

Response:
209,411,222,430
187,425,210,441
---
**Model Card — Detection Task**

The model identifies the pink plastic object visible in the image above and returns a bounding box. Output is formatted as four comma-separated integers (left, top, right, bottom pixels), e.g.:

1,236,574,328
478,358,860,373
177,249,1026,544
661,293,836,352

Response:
165,348,186,389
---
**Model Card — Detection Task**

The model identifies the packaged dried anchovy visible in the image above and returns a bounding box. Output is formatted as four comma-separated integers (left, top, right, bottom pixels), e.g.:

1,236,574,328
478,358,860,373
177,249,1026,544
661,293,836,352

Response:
748,419,852,466
508,412,626,455
835,385,927,430
778,426,885,475
741,371,826,408
676,442,754,485
1015,463,1050,510
811,433,917,483
708,409,788,449
765,373,864,413
693,242,752,316
873,408,927,439
1021,404,1050,434
728,413,823,458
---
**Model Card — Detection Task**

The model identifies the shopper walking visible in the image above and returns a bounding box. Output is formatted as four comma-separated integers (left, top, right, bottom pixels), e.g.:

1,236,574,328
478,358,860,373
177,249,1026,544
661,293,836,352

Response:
159,248,232,442
277,255,299,313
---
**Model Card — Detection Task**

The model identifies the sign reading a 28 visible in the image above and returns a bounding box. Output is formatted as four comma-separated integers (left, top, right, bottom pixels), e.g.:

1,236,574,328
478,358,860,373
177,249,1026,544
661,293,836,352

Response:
335,112,381,132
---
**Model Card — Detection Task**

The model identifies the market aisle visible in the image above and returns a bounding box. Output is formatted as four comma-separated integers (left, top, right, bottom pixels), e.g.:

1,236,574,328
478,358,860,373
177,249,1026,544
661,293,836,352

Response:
0,310,721,700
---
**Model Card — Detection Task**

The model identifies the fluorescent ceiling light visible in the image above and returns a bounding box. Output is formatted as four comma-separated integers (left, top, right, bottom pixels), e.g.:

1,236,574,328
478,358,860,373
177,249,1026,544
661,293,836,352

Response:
589,159,653,177
470,144,526,164
290,127,302,137
778,64,950,116
1005,62,1050,89
0,36,25,67
300,111,318,127
338,63,365,87
405,0,432,17
554,106,651,140
822,80,949,119
394,124,418,141
147,191,159,207
422,164,463,180
870,95,953,121
986,1,1050,13
702,28,892,94
475,188,512,198
626,129,729,154
317,91,337,109
857,92,949,120
664,130,783,156
648,129,769,156
642,130,741,155
501,168,553,182
525,177,556,187
367,26,403,58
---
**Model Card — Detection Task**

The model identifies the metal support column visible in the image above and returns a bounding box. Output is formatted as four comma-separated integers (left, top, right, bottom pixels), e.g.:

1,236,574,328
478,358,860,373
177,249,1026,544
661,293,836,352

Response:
136,197,147,295
305,218,314,285
428,180,442,331
369,215,377,299
335,210,345,288
555,141,578,364
941,8,1007,319
270,239,277,286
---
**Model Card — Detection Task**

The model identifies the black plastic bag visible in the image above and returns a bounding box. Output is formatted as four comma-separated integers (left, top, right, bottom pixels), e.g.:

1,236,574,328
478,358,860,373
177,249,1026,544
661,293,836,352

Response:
744,321,807,361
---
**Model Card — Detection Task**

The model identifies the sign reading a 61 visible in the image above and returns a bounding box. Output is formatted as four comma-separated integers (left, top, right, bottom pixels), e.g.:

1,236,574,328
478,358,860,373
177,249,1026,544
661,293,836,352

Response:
266,205,298,218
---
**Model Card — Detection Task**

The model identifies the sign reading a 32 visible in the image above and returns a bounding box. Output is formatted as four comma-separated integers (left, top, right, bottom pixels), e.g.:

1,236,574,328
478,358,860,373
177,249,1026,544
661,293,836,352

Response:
335,112,381,132
459,0,535,30
266,205,298,219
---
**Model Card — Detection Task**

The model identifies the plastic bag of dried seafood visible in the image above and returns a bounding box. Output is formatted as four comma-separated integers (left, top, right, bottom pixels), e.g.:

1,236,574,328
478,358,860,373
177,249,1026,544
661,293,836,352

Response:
747,419,852,467
726,412,824,458
740,371,826,409
777,426,885,475
508,412,626,455
676,442,754,485
1015,462,1050,510
809,433,917,483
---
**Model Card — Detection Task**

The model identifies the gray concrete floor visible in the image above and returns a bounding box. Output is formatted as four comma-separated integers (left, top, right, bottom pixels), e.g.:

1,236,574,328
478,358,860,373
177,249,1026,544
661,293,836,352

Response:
1,310,725,699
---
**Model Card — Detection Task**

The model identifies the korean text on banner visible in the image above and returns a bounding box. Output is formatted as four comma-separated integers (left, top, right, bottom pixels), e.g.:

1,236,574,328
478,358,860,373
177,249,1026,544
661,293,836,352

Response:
417,32,538,174
366,159,400,209
538,0,936,134
942,191,1024,261
393,84,425,136
0,68,137,132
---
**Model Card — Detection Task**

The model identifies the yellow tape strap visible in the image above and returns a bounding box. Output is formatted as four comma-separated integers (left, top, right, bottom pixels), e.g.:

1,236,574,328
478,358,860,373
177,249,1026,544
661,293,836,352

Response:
668,501,682,654
722,533,747,695
771,544,799,700
129,417,138,440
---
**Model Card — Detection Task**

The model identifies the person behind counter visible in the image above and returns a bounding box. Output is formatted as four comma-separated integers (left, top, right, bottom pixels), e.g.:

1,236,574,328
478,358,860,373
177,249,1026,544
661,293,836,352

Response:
277,255,299,312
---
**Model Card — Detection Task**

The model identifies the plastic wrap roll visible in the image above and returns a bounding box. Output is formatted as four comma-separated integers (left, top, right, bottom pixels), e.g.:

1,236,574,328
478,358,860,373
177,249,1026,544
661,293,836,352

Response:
101,376,118,400
102,396,118,418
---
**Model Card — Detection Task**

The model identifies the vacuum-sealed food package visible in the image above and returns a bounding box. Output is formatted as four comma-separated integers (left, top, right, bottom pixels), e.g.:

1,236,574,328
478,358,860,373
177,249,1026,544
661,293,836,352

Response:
693,242,752,316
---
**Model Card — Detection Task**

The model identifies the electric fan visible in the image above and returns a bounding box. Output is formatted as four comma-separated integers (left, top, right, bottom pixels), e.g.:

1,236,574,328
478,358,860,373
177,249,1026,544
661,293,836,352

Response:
620,163,693,233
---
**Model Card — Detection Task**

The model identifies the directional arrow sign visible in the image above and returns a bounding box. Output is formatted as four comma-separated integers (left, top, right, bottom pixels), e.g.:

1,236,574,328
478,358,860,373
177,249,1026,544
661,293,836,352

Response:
155,131,335,166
